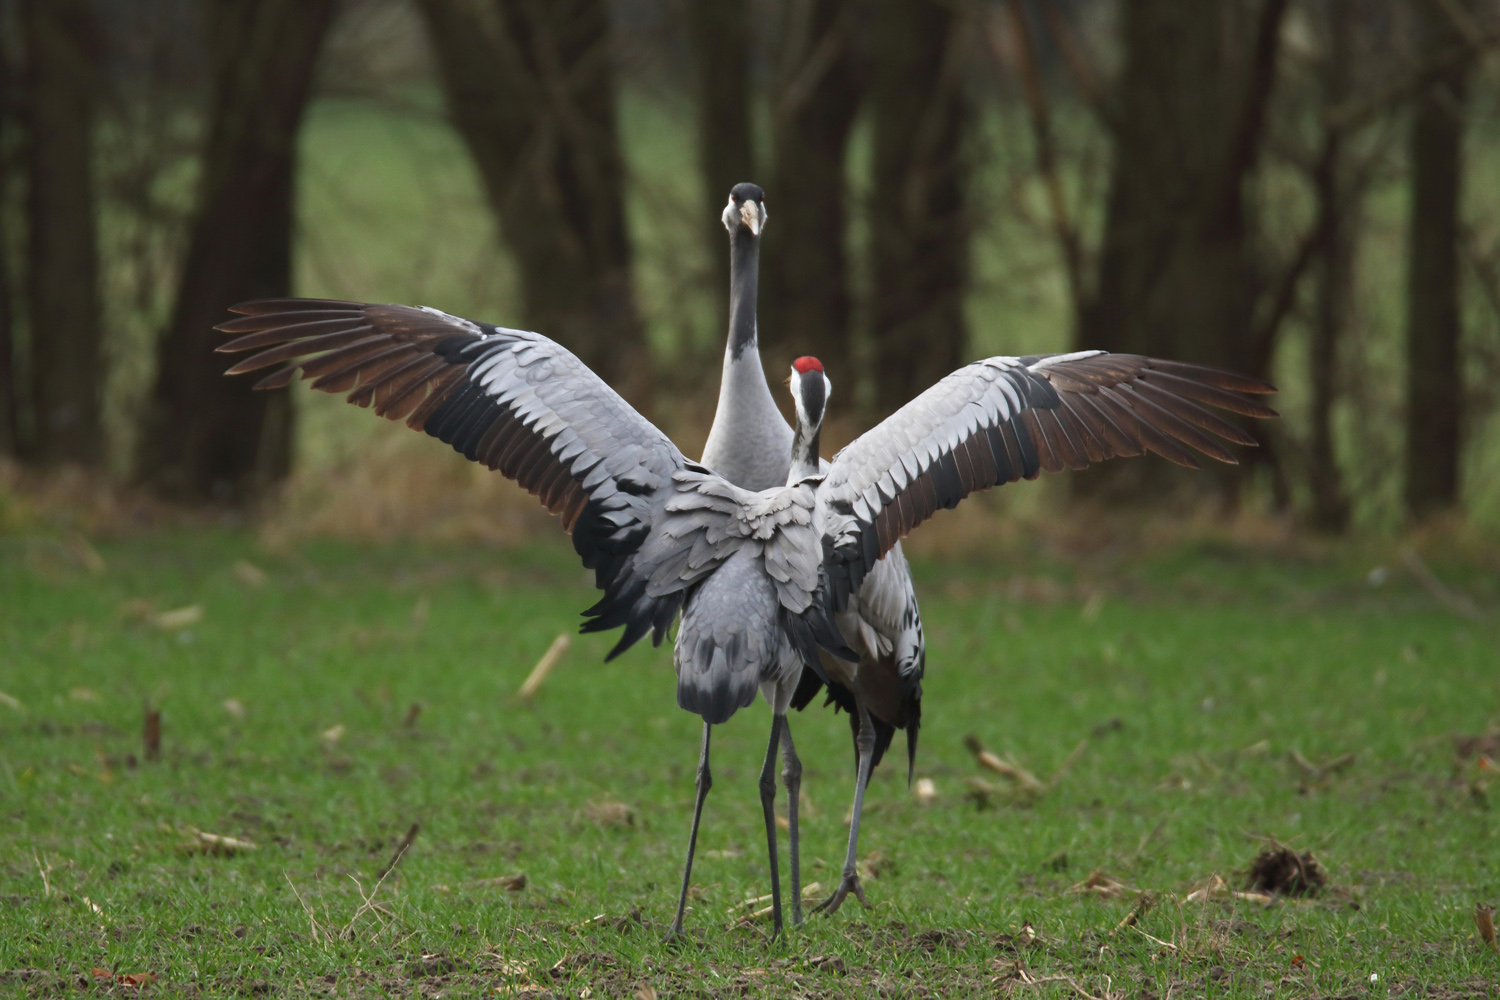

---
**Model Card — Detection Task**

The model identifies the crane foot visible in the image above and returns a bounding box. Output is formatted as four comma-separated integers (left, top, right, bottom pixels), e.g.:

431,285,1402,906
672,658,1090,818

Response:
812,872,870,916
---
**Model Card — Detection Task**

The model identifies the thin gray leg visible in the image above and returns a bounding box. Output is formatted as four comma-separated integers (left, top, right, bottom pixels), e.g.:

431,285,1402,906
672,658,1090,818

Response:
757,712,785,938
666,722,712,940
814,693,874,915
781,716,803,927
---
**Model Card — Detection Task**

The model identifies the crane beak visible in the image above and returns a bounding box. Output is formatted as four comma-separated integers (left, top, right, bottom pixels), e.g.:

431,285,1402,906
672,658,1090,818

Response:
740,199,763,236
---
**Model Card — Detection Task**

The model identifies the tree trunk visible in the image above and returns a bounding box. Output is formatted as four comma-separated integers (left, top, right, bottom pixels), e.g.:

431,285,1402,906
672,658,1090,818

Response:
868,0,969,414
1404,0,1468,520
418,0,646,399
23,0,104,466
1305,0,1354,534
686,0,756,343
1078,0,1289,502
0,37,16,458
760,0,867,382
136,0,337,503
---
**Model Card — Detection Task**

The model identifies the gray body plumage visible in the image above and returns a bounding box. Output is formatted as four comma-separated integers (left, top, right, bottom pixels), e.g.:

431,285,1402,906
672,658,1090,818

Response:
700,210,924,751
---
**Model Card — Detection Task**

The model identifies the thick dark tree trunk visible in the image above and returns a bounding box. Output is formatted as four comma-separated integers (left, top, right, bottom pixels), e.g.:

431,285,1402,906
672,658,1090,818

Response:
1404,0,1468,520
0,40,15,458
1078,0,1289,502
868,0,969,414
760,0,867,382
136,0,337,503
1305,0,1354,534
418,0,646,399
686,0,756,342
23,0,104,466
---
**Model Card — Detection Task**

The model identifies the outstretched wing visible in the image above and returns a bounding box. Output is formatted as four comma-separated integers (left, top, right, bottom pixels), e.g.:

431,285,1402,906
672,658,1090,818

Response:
816,351,1277,607
217,298,693,657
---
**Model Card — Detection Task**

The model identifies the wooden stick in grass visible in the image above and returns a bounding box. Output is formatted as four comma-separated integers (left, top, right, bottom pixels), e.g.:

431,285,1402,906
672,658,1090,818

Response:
964,735,1046,794
517,635,571,701
143,703,161,762
1477,904,1497,952
377,823,420,879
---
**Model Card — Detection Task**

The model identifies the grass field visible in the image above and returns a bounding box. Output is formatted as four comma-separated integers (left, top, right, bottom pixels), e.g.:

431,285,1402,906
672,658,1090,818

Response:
3,520,1498,998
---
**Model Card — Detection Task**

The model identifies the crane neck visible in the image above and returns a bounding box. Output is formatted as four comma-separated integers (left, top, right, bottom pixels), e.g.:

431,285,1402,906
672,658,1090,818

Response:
700,224,793,491
727,227,760,357
788,422,821,484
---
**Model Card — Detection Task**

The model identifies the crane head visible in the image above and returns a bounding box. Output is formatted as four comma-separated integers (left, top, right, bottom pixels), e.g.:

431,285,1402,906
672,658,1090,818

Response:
722,182,767,236
789,356,830,433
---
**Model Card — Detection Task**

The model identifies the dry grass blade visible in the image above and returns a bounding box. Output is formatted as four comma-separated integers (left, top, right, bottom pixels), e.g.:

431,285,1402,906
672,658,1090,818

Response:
518,634,571,701
1129,923,1177,951
33,850,52,897
1015,966,1108,1000
284,872,325,945
1049,738,1089,788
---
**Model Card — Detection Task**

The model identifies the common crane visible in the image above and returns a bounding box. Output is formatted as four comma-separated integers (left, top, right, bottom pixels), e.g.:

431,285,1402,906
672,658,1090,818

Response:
700,183,924,921
216,299,1273,939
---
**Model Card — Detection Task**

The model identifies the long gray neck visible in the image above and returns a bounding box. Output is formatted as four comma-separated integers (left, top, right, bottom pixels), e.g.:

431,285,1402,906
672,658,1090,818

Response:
788,422,821,484
700,228,794,491
727,227,759,357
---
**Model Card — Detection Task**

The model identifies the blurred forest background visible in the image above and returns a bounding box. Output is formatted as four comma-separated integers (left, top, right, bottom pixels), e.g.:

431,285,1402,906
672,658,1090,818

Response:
2,0,1499,539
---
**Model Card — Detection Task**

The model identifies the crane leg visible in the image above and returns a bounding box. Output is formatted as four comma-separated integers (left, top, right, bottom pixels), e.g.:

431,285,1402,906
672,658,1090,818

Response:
814,692,874,916
781,716,803,927
757,712,785,938
666,722,712,941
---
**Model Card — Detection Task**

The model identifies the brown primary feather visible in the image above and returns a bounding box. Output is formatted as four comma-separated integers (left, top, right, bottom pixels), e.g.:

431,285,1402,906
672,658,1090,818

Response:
1140,369,1278,419
217,313,366,345
223,297,363,317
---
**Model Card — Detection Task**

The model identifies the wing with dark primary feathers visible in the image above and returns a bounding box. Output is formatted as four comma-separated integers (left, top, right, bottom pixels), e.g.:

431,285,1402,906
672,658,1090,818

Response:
217,298,692,658
816,351,1277,610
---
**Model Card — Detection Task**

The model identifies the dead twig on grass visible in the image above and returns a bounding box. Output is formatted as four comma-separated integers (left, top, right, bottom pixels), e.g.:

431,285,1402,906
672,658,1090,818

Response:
517,634,570,701
964,735,1045,795
1112,893,1154,933
1015,965,1109,1000
378,823,420,879
1475,903,1496,952
964,735,1089,800
179,828,256,855
1289,749,1357,784
466,873,527,891
1401,547,1485,622
143,703,161,762
1049,739,1089,789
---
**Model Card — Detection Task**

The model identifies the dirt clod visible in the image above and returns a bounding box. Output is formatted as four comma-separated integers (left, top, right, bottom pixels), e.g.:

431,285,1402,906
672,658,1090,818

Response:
1246,847,1325,897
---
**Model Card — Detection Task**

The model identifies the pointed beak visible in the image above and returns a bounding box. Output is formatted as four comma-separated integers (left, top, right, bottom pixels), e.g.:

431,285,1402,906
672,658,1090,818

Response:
740,199,762,236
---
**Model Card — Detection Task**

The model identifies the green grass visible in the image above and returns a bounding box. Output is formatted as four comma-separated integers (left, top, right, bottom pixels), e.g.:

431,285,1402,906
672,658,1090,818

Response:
3,526,1499,997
